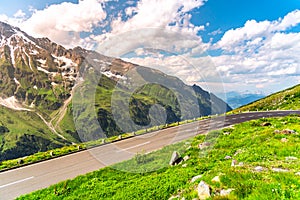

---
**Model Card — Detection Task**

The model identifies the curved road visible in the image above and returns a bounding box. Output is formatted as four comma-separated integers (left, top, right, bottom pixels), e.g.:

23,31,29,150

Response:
1,110,300,199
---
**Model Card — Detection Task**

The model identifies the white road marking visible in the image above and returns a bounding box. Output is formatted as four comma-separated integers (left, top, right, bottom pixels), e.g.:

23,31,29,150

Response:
0,176,34,189
116,141,151,152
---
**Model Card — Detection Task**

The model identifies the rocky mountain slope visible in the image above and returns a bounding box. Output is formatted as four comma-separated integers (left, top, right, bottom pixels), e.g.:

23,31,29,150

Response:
0,21,231,161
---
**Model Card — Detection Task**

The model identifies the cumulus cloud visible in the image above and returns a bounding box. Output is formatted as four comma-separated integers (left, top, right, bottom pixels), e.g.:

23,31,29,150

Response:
210,10,300,93
216,9,300,52
93,0,206,55
16,0,108,48
13,10,26,18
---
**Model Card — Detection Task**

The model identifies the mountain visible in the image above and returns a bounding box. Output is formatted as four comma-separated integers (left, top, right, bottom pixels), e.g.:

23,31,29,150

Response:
232,84,300,112
0,21,231,161
217,91,265,109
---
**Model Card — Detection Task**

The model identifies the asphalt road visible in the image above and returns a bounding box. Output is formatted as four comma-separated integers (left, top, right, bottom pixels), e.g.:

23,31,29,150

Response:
1,110,299,199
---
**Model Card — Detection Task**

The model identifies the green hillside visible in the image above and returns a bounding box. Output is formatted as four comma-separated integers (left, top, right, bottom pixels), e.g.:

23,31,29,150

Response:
0,106,69,161
18,115,300,199
233,84,300,112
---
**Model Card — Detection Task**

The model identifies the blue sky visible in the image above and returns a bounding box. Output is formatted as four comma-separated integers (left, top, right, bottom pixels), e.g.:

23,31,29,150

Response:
0,0,300,95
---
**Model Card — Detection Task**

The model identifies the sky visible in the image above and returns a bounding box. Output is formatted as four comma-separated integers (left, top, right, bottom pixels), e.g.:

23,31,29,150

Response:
0,0,300,96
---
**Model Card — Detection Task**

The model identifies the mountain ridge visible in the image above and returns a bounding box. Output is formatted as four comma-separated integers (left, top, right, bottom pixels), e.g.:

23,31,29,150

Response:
0,21,231,161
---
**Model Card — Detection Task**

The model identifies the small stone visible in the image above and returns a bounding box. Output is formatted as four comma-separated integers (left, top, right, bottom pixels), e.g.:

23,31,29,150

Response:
191,175,203,183
231,159,237,167
285,156,298,161
182,163,187,168
118,135,122,140
212,176,220,183
183,155,190,161
168,195,180,200
254,166,264,172
261,122,271,126
238,162,244,166
233,149,242,156
223,132,230,135
272,168,289,172
197,181,211,200
169,151,182,166
281,129,296,135
224,155,232,160
220,188,234,196
18,159,24,165
281,138,288,143
50,151,54,157
274,130,280,134
198,142,211,150
295,172,300,176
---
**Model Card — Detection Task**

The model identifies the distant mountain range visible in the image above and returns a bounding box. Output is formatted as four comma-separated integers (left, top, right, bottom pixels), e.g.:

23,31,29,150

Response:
217,91,265,109
231,84,300,112
0,21,231,161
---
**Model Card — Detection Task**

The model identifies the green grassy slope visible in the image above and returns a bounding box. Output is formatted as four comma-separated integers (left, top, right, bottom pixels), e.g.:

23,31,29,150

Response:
18,115,300,199
0,106,68,161
232,84,300,112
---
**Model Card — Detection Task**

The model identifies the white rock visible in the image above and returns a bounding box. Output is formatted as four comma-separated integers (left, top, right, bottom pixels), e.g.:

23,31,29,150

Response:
254,166,264,172
182,164,187,168
168,195,180,200
183,155,190,161
285,156,298,161
197,181,211,200
272,168,289,172
212,176,220,183
169,151,181,166
295,172,300,176
233,149,242,156
191,175,203,183
231,159,237,167
220,188,234,196
224,155,232,160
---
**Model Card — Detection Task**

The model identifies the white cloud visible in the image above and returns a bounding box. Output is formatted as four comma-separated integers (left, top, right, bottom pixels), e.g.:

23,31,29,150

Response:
274,9,300,31
125,7,137,16
15,0,107,48
13,10,26,18
210,9,300,93
0,14,8,22
93,0,206,55
216,9,300,52
216,19,271,51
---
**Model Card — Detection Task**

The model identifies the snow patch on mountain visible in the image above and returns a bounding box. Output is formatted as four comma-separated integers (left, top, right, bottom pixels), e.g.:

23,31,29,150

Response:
37,59,47,65
0,96,31,111
30,49,39,55
102,71,127,80
14,77,20,85
23,49,34,71
37,66,50,74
